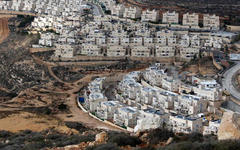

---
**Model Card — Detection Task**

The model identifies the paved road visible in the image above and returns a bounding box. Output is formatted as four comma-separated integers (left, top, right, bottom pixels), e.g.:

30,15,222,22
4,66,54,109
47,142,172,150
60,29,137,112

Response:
222,62,240,100
87,2,104,16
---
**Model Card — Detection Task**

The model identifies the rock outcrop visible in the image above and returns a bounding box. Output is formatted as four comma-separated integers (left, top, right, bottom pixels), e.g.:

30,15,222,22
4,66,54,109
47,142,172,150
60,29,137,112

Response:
218,111,240,140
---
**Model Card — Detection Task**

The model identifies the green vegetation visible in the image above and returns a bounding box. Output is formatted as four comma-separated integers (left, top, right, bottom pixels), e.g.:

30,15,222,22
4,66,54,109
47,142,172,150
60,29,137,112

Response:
107,131,141,146
18,15,34,28
0,129,95,149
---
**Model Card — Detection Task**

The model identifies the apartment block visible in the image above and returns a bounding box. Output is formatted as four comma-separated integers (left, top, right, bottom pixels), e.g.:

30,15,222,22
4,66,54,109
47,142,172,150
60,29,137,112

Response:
162,11,179,24
81,44,102,56
141,9,159,22
131,46,151,57
155,45,175,57
180,47,200,59
111,4,125,17
107,45,126,57
183,13,199,27
170,115,203,134
123,7,142,19
203,14,220,30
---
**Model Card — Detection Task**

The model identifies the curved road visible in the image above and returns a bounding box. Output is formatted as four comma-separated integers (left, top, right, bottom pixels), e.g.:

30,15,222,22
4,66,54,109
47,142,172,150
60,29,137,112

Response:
222,62,240,100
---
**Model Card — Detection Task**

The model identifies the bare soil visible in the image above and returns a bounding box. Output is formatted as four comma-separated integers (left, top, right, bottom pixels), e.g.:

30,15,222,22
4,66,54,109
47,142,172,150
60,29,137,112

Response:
0,18,9,43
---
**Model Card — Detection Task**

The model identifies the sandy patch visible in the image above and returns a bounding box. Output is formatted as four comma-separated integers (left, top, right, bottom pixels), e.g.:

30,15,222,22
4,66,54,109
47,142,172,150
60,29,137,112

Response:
0,112,78,133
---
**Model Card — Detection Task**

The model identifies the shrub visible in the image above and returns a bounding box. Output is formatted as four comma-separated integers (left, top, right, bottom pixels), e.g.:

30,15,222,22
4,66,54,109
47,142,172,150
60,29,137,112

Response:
108,132,141,146
147,128,174,145
0,130,12,138
65,122,87,132
86,143,121,150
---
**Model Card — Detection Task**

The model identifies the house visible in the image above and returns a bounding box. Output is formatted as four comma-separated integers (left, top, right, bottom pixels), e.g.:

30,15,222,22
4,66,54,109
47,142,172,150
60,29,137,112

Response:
134,108,169,132
88,77,106,93
175,94,207,115
180,47,199,59
81,44,102,56
162,11,179,24
131,46,151,57
123,7,142,19
155,30,177,46
203,14,220,30
169,115,203,133
162,77,180,92
142,65,167,86
179,34,201,48
107,45,126,57
141,9,160,22
114,106,139,128
182,13,199,27
97,101,123,120
111,4,125,17
155,45,175,57
89,92,108,112
203,120,221,135
55,44,74,58
192,79,222,101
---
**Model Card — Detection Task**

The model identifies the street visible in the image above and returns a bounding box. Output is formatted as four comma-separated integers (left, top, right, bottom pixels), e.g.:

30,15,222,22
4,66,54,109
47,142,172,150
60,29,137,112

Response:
222,62,240,100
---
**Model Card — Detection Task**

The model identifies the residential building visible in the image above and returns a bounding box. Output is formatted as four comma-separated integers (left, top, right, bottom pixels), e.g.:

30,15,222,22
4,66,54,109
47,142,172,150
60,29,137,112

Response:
97,101,123,120
131,46,151,57
175,94,206,115
134,108,169,132
114,106,139,128
162,11,179,24
107,45,126,57
170,115,203,133
203,120,221,135
123,7,142,19
81,44,102,56
55,44,74,58
162,77,180,92
141,9,159,22
203,14,220,30
180,47,199,59
111,4,125,17
182,13,199,27
155,45,175,57
89,92,108,112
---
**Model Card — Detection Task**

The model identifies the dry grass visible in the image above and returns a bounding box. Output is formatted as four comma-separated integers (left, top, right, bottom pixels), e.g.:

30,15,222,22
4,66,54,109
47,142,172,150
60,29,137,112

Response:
0,112,78,133
0,17,9,43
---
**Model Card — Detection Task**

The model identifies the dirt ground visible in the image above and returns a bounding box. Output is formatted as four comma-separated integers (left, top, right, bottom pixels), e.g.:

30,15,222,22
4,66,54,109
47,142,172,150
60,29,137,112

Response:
0,112,78,133
0,17,9,44
183,57,218,76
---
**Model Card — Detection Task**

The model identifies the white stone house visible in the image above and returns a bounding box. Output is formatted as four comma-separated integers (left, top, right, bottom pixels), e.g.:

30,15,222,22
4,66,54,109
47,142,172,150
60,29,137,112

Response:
182,13,199,27
89,92,108,112
134,108,169,132
203,14,220,30
169,115,203,134
111,4,125,17
81,44,102,56
131,46,151,57
162,11,179,24
123,7,142,19
55,44,74,58
203,120,221,135
155,45,175,57
162,77,180,92
155,30,177,46
107,45,126,57
97,101,123,120
180,47,200,59
114,106,139,128
175,94,207,115
141,9,160,22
